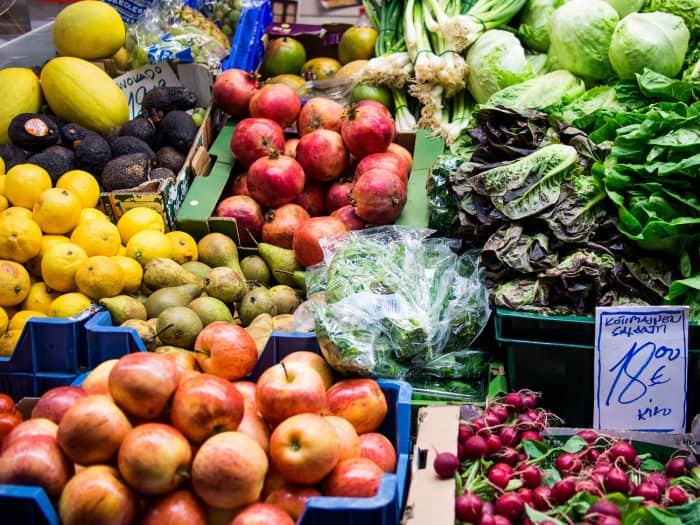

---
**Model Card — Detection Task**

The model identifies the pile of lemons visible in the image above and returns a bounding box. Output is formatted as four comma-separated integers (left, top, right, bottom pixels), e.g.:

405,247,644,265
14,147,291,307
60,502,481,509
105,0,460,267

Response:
0,159,198,355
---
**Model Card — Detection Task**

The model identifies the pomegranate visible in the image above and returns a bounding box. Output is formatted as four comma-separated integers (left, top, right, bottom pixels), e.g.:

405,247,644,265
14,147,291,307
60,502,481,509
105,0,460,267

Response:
261,203,310,249
284,138,299,158
249,84,301,129
293,217,346,267
229,172,249,196
230,118,285,169
331,205,366,231
325,180,354,213
294,181,326,216
247,153,305,208
341,104,395,159
212,69,258,118
356,152,409,185
352,169,407,225
215,195,264,246
295,129,349,182
297,97,344,135
355,100,392,118
387,143,413,172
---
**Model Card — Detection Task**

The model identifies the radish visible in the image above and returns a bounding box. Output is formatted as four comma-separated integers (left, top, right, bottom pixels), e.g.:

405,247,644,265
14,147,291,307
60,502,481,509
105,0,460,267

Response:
609,441,637,465
493,447,519,466
532,486,553,510
586,498,621,520
486,434,503,455
551,478,576,504
482,501,495,516
520,430,541,442
433,452,459,479
494,493,524,521
577,429,599,443
521,394,537,410
458,443,468,462
479,515,496,525
458,425,473,443
586,449,602,463
463,435,488,459
555,452,582,475
489,405,509,424
493,516,512,525
488,466,512,489
645,472,669,491
666,486,689,506
632,481,661,502
455,493,483,522
503,393,523,413
665,457,688,478
576,479,602,495
519,464,542,488
484,413,501,427
603,468,629,494
499,427,519,447
516,487,532,504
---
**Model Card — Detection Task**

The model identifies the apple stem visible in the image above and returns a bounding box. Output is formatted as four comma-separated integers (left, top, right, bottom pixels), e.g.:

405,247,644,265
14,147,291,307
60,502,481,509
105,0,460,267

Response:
193,348,210,358
177,468,190,480
281,361,289,381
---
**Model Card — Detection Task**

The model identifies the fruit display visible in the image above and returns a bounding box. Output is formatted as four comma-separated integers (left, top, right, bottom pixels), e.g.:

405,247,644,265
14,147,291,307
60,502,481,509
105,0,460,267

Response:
429,392,698,524
0,350,399,523
212,68,413,267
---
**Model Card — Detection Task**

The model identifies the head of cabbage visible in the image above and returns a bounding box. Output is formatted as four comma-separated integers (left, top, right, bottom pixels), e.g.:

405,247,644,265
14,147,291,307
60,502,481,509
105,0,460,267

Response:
487,70,586,111
549,0,619,80
609,12,690,79
466,30,534,104
602,0,645,17
518,0,565,53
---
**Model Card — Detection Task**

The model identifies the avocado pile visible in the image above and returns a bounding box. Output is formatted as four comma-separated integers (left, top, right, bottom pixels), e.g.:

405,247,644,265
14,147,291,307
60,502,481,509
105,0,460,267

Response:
0,86,201,192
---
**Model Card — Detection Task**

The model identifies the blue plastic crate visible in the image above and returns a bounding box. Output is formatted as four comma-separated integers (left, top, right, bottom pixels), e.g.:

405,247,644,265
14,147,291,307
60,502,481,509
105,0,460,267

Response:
222,0,273,72
0,485,58,525
0,307,104,400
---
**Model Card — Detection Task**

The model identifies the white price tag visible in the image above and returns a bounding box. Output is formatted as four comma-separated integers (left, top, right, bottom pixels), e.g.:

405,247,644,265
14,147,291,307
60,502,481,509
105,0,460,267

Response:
594,306,688,432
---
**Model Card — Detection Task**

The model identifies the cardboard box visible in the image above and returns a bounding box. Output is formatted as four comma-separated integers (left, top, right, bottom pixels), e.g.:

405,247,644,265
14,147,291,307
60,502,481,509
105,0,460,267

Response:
176,125,435,242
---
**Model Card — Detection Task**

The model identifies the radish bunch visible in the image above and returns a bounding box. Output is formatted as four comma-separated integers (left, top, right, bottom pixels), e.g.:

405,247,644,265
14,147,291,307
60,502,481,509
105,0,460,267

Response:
433,391,699,524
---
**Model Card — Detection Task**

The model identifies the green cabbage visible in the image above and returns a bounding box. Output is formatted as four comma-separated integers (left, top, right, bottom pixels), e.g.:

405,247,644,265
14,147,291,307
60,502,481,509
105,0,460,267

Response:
518,0,565,52
609,12,690,79
526,53,550,76
487,70,586,111
549,0,619,80
645,0,700,35
602,0,645,16
466,30,534,104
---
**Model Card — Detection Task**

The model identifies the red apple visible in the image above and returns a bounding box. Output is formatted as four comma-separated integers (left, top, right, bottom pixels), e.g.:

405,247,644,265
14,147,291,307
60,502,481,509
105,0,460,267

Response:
232,502,295,525
0,393,15,414
280,351,334,390
359,432,397,472
31,386,87,424
269,413,340,485
179,369,201,385
326,379,388,434
256,362,326,427
192,431,268,509
109,352,180,419
2,418,57,452
323,457,383,497
324,415,361,462
265,485,321,521
237,399,270,453
0,412,22,442
141,489,207,525
81,359,118,396
232,380,258,408
193,321,258,380
59,465,137,525
170,373,245,443
155,348,200,375
0,435,73,498
118,423,192,495
57,395,132,465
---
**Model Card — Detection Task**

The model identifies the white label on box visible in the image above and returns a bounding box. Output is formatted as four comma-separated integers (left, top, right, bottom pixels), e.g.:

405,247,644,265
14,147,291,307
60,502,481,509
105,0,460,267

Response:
114,63,182,119
594,306,688,433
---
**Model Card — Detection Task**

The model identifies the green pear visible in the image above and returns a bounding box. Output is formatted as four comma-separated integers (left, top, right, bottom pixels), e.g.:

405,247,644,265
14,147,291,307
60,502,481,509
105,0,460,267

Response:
182,261,212,278
268,285,301,314
143,258,204,290
240,255,272,285
196,233,245,281
99,295,147,325
205,267,247,304
257,242,303,287
189,296,234,325
145,283,204,318
239,286,277,326
157,307,203,349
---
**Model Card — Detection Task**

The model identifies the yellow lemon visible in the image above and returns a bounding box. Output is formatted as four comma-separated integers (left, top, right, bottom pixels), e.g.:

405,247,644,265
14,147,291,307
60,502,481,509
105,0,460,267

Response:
41,242,88,292
0,157,5,176
126,230,172,266
48,292,92,318
166,231,198,264
9,310,47,332
75,255,124,299
25,235,71,278
0,196,8,213
56,170,101,209
32,188,82,235
112,255,143,293
0,330,20,356
22,281,61,314
117,207,164,244
79,207,110,224
0,215,42,263
70,220,121,256
0,174,6,194
4,164,52,209
0,260,31,307
117,245,127,256
0,307,7,333
2,207,33,220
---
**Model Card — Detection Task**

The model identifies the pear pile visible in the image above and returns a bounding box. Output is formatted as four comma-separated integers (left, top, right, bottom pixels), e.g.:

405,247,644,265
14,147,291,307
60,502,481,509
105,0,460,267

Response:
99,232,306,354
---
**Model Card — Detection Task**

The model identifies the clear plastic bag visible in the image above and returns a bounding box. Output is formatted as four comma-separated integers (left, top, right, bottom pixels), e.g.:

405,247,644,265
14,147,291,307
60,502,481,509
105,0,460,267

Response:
296,226,491,378
125,0,230,69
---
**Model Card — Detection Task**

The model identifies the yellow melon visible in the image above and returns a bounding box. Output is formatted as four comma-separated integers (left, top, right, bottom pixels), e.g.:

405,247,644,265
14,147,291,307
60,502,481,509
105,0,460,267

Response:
53,1,126,60
0,68,42,144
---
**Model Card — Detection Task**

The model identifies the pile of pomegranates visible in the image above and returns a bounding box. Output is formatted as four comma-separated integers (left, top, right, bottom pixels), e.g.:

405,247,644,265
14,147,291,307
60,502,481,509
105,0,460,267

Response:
433,391,699,524
211,69,413,268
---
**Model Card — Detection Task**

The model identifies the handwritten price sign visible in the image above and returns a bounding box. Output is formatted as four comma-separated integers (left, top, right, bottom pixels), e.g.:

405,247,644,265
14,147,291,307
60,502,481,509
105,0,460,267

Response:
114,63,182,119
594,306,688,433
